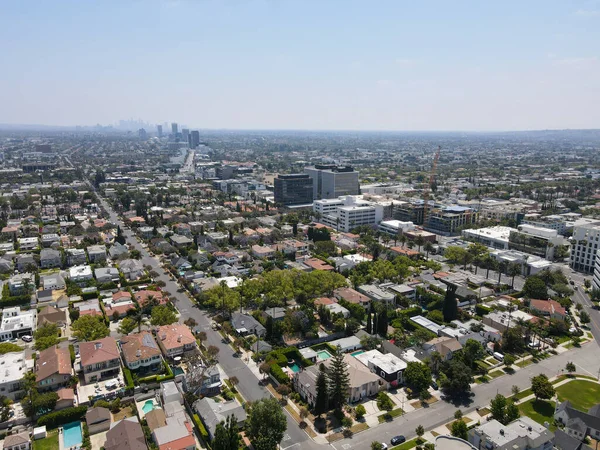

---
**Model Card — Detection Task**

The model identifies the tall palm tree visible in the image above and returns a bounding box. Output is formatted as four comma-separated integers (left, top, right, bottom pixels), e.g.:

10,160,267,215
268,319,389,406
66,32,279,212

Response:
424,241,434,260
508,263,521,289
127,308,148,333
415,235,425,254
497,261,508,285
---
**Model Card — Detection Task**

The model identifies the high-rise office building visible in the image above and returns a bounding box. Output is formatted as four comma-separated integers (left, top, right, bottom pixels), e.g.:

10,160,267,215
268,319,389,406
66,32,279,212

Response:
189,130,200,149
274,174,314,206
157,125,163,138
138,128,147,140
182,128,190,143
171,123,178,134
304,165,359,200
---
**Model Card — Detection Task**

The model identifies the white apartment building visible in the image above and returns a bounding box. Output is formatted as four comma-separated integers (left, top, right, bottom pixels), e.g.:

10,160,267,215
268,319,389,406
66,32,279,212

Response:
508,224,568,260
378,220,415,236
0,351,33,399
570,219,600,273
593,250,600,291
314,196,383,232
462,226,515,250
522,213,568,235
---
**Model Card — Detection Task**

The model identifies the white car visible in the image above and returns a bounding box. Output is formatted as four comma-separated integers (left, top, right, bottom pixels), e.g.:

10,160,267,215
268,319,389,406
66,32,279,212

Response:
21,335,32,342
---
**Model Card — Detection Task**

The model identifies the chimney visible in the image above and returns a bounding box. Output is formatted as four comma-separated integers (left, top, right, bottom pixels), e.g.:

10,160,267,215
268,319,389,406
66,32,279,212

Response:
178,335,182,342
136,349,141,357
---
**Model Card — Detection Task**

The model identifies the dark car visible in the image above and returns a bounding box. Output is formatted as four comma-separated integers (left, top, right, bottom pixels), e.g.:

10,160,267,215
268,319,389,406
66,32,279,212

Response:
391,436,406,445
431,380,439,390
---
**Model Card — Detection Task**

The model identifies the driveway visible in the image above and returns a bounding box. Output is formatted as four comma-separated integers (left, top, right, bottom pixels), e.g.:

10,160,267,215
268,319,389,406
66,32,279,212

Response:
95,193,316,449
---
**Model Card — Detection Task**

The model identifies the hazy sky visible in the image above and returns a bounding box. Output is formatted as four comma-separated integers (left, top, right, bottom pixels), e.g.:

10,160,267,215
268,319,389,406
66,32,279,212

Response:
2,0,599,131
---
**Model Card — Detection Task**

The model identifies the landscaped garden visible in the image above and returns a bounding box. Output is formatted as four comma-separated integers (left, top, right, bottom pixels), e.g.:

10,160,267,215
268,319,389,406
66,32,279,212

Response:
32,429,59,450
556,380,600,411
517,379,600,431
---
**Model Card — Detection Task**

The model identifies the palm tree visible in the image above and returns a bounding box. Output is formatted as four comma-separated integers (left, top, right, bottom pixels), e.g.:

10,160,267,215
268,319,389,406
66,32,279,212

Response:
497,261,508,285
508,263,521,289
128,308,148,333
424,241,434,260
415,235,425,254
399,234,407,248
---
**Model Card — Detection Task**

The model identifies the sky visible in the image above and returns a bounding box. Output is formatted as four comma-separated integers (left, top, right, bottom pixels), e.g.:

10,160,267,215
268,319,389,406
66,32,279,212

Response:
1,0,600,131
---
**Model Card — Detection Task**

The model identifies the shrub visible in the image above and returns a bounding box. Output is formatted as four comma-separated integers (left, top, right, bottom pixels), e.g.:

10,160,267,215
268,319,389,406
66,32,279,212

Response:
68,344,76,364
122,366,134,389
270,364,289,385
475,304,492,316
193,413,210,443
37,406,87,428
398,306,423,318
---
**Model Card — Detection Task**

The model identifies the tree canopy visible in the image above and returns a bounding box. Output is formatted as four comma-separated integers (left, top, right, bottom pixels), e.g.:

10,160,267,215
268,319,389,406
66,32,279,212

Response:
71,315,109,341
246,398,287,450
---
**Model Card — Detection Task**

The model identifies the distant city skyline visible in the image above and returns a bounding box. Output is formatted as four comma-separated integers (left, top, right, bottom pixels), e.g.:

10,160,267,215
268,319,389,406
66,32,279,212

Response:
2,0,599,131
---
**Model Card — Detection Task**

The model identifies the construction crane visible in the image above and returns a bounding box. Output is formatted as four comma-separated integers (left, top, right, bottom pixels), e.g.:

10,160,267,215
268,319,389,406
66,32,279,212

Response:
422,145,441,229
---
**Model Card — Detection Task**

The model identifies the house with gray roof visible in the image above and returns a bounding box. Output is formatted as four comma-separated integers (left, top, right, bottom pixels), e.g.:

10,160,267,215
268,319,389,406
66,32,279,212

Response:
194,397,247,440
40,248,61,269
231,312,266,338
556,401,600,442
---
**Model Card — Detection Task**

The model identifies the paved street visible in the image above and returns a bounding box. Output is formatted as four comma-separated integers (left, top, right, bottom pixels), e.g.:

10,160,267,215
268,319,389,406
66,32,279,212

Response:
331,339,600,450
95,188,600,450
95,193,316,449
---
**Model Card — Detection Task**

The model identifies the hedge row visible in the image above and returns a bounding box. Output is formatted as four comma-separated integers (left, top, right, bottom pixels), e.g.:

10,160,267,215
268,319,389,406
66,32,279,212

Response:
122,366,135,390
475,304,492,316
37,405,87,428
270,364,289,385
139,361,175,384
193,413,211,447
398,306,423,318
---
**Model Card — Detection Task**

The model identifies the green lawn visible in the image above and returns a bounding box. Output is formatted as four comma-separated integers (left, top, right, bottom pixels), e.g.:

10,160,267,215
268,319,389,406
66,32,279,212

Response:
391,438,419,450
489,370,504,379
377,408,405,423
556,380,600,411
516,359,532,368
33,430,59,450
518,399,556,430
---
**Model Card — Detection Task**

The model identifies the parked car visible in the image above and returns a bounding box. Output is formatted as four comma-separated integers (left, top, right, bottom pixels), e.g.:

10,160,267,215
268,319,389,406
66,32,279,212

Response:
431,380,439,390
391,436,406,445
21,335,32,342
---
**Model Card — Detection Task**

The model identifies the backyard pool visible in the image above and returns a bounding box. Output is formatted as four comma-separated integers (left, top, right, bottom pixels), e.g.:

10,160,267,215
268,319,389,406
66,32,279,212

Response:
317,350,332,361
142,399,157,414
351,350,365,357
288,362,301,373
171,366,184,376
63,421,83,448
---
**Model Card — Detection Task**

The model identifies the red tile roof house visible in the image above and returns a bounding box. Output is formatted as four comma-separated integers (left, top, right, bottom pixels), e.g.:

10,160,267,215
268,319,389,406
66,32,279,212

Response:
303,258,335,271
79,337,121,383
314,297,336,307
120,331,163,372
35,345,72,391
105,302,136,319
134,290,167,308
530,299,567,321
333,287,371,309
156,324,197,359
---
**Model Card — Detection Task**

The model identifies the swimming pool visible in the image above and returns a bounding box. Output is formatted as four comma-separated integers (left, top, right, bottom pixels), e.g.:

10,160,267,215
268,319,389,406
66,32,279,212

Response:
63,421,83,448
351,350,365,357
288,362,301,373
142,399,156,414
317,350,332,361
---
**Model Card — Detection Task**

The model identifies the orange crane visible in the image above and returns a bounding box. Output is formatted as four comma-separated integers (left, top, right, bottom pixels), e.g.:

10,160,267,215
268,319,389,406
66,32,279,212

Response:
422,145,441,228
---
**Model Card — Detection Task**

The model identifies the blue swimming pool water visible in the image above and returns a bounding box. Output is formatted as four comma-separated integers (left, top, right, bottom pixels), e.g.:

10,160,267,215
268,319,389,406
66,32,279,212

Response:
63,421,83,448
142,399,156,414
289,362,301,373
351,350,365,357
317,350,332,361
